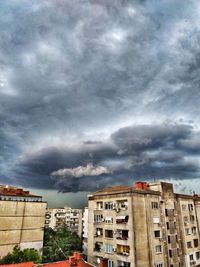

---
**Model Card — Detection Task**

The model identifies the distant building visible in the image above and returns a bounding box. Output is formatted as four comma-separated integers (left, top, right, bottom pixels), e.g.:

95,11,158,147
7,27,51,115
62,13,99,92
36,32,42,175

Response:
0,185,47,259
82,207,89,256
87,181,200,267
45,206,83,237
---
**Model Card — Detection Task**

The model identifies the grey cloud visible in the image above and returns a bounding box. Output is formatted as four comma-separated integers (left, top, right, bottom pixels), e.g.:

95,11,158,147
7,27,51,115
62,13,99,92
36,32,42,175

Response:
0,0,200,196
13,122,200,192
51,164,112,178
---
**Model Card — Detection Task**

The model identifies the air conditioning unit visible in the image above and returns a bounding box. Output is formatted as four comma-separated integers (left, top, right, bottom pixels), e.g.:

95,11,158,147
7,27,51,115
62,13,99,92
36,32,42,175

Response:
113,248,117,252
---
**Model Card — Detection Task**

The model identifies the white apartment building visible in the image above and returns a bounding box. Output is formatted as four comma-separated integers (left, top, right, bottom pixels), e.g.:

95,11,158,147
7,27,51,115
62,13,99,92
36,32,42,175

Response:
45,206,83,237
87,181,200,267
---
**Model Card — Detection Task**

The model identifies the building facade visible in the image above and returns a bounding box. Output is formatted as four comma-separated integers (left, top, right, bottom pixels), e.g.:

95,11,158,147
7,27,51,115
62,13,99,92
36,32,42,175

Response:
87,181,200,267
45,206,83,237
82,207,89,256
0,185,47,259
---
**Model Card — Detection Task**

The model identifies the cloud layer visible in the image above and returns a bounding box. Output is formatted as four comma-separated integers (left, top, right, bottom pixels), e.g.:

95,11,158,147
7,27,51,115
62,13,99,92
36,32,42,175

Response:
15,122,200,192
0,0,200,197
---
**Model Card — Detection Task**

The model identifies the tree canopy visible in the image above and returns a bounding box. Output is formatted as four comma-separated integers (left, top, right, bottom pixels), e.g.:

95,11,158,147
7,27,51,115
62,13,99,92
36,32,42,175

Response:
0,246,42,264
42,227,82,263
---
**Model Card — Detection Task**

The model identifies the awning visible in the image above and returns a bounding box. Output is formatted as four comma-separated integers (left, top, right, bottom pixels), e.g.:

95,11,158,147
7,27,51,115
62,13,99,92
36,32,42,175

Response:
116,216,126,220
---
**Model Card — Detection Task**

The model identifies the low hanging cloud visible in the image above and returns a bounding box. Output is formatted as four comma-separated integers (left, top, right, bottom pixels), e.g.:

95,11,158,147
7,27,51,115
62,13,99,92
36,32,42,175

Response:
51,163,112,178
51,164,112,192
13,122,200,192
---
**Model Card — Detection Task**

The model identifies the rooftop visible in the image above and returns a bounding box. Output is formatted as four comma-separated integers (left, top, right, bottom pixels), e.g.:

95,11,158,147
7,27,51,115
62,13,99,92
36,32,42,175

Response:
0,253,94,267
0,262,35,267
0,185,42,198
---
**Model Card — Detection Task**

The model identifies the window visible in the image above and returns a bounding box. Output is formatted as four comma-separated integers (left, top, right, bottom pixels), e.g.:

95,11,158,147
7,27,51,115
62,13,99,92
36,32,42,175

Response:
185,228,190,235
192,227,197,235
105,244,114,254
105,217,113,224
188,204,194,211
155,245,162,254
117,245,130,255
117,261,130,267
94,242,103,252
96,202,103,210
117,200,128,210
169,250,172,258
187,241,192,248
108,260,114,267
184,216,188,222
105,230,113,238
155,264,163,267
194,239,198,247
190,215,195,223
105,202,113,210
196,251,200,260
189,254,194,261
96,228,103,237
154,230,161,238
152,202,159,209
94,214,103,223
116,230,129,240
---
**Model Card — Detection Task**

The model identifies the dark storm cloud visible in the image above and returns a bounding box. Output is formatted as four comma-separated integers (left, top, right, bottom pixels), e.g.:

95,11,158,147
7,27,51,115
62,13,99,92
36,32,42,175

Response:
0,0,200,195
15,123,200,192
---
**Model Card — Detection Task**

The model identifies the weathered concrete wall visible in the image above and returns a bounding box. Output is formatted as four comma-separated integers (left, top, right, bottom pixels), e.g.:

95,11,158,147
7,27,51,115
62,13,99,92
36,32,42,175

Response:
0,200,46,259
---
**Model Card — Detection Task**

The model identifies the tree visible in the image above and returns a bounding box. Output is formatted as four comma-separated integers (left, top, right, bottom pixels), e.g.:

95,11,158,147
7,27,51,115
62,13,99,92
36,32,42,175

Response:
42,227,82,263
0,246,42,264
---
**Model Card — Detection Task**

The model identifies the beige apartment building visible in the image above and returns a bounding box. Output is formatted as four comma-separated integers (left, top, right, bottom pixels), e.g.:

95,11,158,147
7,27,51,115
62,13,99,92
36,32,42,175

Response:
45,206,83,237
0,185,47,259
88,181,200,267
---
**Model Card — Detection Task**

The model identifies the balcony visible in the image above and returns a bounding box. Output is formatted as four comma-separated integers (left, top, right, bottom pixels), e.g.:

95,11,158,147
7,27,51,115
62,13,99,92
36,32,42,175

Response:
116,216,129,224
116,245,130,257
105,230,113,239
94,242,103,254
116,230,129,240
94,228,103,238
117,261,130,267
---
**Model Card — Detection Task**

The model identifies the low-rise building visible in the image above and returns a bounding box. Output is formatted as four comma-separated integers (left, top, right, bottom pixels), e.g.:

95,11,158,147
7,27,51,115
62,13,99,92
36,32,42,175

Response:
45,206,83,237
0,252,95,267
0,185,47,259
87,181,200,267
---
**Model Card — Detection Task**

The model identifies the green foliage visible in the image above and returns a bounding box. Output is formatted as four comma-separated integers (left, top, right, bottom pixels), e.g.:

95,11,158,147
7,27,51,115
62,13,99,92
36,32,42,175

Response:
42,227,82,263
0,245,42,264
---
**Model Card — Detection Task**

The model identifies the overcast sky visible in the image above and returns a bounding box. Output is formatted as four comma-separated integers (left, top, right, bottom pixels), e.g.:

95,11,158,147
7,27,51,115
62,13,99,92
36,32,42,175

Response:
0,0,200,207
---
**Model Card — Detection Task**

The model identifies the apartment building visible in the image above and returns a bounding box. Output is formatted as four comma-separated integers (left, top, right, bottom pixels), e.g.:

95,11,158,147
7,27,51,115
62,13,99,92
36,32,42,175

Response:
87,181,200,267
0,185,47,259
45,206,83,237
82,207,89,256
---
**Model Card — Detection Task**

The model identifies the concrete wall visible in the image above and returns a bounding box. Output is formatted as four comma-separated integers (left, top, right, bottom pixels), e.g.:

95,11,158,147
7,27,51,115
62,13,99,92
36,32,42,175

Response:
0,200,46,259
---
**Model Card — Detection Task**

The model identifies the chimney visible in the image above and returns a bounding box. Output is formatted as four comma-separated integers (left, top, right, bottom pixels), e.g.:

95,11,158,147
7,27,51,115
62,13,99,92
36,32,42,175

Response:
100,258,108,267
134,181,149,190
73,252,78,259
69,256,77,266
